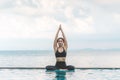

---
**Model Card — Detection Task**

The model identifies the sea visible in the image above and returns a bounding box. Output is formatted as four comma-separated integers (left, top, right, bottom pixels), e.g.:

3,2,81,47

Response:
0,50,120,80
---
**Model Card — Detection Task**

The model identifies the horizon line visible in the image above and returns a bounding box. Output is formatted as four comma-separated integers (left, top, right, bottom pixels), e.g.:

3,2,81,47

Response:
0,48,120,51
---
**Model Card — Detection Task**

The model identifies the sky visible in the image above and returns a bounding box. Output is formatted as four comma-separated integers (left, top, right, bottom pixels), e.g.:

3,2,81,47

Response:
0,0,120,50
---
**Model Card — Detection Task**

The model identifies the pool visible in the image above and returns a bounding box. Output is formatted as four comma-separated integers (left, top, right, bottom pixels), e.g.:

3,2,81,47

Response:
0,69,120,80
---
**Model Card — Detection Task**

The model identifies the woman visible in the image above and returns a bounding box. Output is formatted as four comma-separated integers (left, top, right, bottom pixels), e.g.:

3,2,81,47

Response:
53,25,68,69
46,25,74,70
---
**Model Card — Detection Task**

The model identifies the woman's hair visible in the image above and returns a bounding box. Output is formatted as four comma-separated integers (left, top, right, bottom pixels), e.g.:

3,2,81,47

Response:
57,37,64,42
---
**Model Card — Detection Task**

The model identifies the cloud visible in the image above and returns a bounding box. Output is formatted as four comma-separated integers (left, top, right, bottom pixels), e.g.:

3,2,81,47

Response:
0,12,62,39
69,16,95,34
0,0,95,39
93,0,120,4
0,0,120,50
0,0,66,16
113,13,120,23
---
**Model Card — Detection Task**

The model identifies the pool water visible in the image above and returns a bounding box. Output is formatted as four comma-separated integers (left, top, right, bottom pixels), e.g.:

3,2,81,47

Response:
0,69,120,80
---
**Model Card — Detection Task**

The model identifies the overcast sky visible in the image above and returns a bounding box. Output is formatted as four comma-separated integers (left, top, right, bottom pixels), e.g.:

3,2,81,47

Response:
0,0,120,50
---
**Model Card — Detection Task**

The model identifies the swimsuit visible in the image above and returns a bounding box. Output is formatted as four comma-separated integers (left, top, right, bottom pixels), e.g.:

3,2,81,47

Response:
55,48,67,69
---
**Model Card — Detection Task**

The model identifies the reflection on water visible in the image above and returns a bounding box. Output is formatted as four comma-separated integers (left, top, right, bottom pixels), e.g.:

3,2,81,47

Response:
55,70,66,80
46,69,75,80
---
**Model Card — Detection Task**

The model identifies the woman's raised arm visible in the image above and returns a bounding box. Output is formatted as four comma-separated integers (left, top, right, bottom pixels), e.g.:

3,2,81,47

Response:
53,26,60,52
60,25,68,50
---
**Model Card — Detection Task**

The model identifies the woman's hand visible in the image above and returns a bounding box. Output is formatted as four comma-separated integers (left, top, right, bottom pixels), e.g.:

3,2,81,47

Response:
59,24,68,49
59,24,62,30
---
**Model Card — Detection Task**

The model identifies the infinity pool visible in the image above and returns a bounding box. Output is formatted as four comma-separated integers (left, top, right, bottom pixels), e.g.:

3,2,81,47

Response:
0,69,120,80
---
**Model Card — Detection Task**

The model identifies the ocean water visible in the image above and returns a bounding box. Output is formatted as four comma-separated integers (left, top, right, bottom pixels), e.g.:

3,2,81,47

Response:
0,50,120,80
0,50,120,67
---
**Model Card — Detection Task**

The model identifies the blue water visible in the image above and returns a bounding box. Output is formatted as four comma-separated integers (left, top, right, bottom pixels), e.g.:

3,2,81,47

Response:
0,50,120,80
0,69,120,80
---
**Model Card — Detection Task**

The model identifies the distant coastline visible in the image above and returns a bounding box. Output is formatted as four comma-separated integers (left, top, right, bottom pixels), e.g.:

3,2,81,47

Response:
0,48,120,51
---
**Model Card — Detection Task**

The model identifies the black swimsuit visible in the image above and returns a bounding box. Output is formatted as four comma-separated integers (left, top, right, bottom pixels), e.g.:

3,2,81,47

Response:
55,48,67,69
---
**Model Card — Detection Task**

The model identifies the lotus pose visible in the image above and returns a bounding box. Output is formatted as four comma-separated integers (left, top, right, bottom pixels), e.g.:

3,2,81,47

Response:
53,25,68,69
